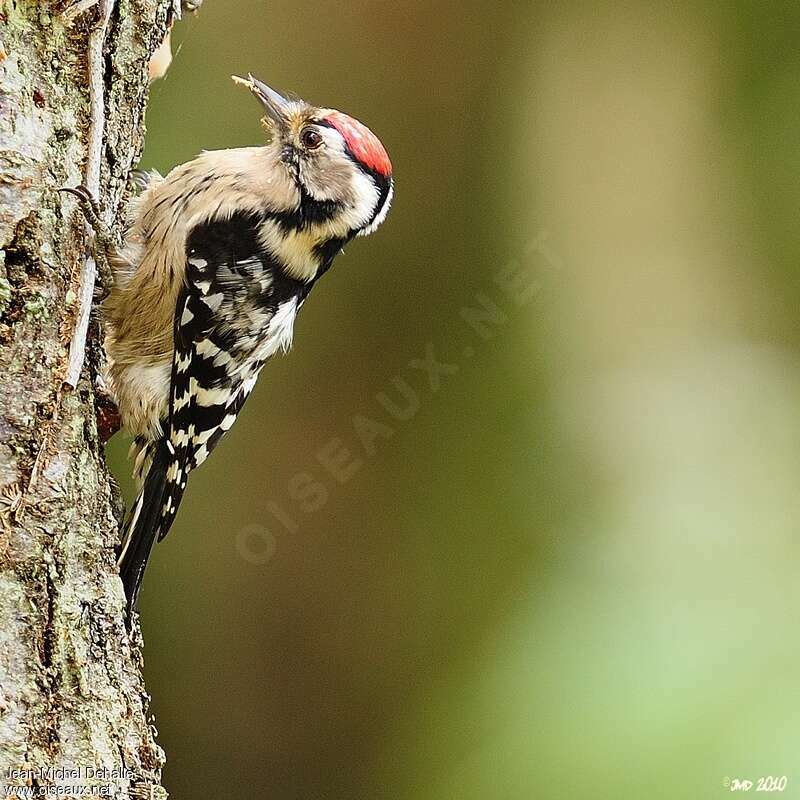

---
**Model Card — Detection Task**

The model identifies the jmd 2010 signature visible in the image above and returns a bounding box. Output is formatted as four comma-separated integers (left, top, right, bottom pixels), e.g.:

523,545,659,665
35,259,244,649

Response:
723,776,788,793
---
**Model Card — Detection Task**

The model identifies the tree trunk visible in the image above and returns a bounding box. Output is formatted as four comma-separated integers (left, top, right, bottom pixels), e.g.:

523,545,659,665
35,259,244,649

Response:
0,2,175,795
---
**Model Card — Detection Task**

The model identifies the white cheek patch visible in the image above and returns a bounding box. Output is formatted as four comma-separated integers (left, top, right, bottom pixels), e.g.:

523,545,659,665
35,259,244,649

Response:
359,179,393,237
347,170,381,232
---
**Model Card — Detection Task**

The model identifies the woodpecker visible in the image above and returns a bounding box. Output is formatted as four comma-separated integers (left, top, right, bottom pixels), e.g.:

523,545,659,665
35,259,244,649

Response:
65,75,393,620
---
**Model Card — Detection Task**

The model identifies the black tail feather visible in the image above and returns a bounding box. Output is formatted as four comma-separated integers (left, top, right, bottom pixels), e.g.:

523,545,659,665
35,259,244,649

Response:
118,439,172,624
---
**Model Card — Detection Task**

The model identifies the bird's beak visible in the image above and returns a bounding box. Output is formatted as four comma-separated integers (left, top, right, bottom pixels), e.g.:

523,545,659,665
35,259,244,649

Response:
232,73,291,131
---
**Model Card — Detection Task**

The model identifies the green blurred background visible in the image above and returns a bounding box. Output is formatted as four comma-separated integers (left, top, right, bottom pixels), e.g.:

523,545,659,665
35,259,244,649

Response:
105,2,800,797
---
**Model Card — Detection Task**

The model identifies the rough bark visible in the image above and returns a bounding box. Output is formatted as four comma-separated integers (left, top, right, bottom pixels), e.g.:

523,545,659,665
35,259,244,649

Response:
0,2,174,795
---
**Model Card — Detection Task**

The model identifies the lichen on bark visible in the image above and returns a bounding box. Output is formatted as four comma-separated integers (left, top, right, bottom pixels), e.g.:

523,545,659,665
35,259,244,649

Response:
0,1,177,795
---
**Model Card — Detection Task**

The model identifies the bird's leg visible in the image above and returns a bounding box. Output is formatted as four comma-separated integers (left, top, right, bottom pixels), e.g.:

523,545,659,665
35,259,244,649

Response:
59,185,116,297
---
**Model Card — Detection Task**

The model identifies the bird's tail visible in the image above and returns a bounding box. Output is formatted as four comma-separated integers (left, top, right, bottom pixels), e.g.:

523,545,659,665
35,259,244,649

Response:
118,438,184,623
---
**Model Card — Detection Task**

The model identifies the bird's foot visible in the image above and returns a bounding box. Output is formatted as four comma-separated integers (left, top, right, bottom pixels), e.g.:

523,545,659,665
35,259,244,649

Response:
59,185,116,297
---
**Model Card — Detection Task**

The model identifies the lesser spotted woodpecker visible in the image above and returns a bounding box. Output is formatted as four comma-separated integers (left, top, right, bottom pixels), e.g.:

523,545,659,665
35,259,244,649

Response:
66,75,393,620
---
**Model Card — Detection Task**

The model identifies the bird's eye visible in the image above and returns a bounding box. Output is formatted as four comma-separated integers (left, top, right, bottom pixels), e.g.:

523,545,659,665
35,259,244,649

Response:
301,128,323,150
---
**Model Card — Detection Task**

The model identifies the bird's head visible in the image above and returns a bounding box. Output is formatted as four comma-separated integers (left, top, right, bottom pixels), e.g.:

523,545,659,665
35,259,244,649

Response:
234,74,393,238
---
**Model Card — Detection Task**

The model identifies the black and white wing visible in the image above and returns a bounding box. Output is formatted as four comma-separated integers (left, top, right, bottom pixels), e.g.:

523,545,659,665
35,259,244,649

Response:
119,211,305,612
160,211,304,540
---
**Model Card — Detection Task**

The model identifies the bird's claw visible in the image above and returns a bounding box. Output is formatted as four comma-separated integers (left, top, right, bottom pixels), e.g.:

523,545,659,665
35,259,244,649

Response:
59,185,116,294
59,185,110,238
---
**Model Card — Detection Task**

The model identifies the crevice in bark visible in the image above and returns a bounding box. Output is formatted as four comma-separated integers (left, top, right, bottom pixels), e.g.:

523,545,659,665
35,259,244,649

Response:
41,563,57,686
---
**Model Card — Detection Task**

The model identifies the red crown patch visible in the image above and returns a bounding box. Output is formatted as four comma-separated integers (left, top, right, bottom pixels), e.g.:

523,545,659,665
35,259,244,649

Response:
325,111,392,178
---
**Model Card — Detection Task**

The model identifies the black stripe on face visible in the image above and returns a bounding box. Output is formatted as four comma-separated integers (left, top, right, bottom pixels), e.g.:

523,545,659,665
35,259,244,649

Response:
267,157,344,232
300,186,343,226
